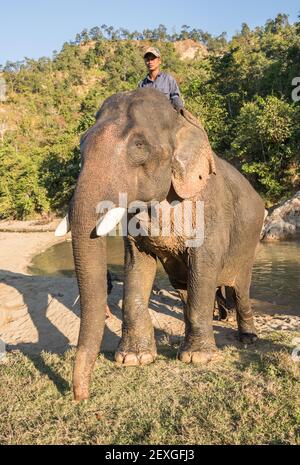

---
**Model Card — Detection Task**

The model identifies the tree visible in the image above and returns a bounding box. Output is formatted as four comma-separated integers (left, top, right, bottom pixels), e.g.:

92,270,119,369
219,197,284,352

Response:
232,96,298,199
1,18,300,219
180,25,190,40
241,23,251,36
157,24,167,41
89,26,103,41
80,29,90,44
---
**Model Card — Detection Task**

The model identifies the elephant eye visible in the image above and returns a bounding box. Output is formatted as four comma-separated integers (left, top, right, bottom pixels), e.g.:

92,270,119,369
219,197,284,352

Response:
128,138,149,166
135,141,143,148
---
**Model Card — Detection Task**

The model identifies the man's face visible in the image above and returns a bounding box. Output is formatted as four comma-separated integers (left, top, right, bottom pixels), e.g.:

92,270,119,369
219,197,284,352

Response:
144,53,161,73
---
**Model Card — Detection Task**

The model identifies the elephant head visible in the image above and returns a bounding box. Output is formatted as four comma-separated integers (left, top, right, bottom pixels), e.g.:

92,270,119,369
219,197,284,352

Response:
59,88,216,400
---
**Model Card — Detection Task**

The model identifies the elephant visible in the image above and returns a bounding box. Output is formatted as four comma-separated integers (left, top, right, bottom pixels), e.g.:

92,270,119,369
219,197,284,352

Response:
57,88,265,400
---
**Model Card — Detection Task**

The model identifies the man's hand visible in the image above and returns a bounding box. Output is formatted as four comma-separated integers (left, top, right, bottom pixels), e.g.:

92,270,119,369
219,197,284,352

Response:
177,107,204,131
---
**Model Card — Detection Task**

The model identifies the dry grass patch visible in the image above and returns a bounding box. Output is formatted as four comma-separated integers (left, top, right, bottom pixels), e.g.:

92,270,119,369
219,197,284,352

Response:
0,331,299,445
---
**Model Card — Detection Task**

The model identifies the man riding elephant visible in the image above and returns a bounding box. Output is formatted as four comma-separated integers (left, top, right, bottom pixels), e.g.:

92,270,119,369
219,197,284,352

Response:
139,47,184,111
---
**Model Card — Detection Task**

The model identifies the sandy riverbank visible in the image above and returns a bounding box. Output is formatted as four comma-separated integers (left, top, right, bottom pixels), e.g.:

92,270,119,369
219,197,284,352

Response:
0,221,299,355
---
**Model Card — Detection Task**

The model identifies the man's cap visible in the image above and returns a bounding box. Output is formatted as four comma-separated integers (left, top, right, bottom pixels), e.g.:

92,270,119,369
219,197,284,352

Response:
143,47,161,58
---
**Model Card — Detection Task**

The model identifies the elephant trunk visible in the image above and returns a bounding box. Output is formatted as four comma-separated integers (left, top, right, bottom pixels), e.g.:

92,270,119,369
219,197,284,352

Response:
70,176,108,400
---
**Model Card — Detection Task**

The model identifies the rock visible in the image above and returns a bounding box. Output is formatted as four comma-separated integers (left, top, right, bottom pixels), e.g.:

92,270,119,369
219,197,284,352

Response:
173,39,208,60
262,192,300,241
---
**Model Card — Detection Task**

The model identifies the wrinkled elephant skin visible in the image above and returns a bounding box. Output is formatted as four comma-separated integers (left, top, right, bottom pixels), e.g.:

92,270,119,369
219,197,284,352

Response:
69,89,265,400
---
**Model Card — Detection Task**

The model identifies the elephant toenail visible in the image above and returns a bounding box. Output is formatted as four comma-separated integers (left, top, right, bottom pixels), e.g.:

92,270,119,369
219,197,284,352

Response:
123,353,139,366
139,353,154,365
115,352,125,364
191,352,212,364
178,351,192,363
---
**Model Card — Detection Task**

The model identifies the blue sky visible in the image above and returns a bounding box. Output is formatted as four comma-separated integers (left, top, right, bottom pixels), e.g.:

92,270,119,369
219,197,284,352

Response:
1,0,299,65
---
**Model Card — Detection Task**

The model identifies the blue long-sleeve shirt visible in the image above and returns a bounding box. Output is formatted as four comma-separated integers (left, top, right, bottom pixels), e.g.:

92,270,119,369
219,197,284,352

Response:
138,72,184,110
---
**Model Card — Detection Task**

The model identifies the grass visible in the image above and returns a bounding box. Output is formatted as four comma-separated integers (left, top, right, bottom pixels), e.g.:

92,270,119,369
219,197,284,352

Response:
0,331,299,445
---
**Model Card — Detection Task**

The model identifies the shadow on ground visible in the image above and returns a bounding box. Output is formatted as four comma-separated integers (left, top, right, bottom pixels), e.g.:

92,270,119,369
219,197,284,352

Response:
1,271,298,395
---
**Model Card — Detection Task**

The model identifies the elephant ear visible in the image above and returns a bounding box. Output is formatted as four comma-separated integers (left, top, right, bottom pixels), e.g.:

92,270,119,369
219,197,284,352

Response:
172,110,216,199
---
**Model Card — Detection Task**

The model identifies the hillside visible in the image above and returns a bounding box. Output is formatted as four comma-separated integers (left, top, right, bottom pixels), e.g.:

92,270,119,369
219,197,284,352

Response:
0,16,299,219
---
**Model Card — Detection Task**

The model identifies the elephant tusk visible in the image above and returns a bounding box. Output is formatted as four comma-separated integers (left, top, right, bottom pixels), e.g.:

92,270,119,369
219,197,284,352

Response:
55,214,70,237
72,295,80,307
96,207,126,236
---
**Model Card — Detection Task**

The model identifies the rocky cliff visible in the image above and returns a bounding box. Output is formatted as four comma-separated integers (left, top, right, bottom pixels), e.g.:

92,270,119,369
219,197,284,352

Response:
262,192,300,241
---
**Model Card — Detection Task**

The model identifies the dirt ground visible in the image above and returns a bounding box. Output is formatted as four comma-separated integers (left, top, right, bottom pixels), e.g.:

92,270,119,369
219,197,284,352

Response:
0,220,299,355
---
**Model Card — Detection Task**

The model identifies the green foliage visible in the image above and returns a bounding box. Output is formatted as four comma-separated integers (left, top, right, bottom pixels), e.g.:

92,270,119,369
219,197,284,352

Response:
41,133,81,212
104,41,145,90
182,72,230,151
0,142,50,219
0,16,300,219
232,96,300,198
77,87,108,132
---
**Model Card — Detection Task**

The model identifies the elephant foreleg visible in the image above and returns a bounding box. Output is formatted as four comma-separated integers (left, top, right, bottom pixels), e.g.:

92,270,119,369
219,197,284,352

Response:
115,237,157,366
178,248,218,364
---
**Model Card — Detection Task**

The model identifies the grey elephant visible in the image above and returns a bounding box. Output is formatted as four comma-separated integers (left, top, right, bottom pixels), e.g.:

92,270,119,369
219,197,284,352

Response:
57,88,265,400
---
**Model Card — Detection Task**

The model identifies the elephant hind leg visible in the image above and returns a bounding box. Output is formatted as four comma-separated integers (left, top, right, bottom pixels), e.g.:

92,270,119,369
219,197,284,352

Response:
216,286,236,321
233,268,258,344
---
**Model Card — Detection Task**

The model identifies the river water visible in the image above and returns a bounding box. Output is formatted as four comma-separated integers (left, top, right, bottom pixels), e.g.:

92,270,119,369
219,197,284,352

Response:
28,238,300,313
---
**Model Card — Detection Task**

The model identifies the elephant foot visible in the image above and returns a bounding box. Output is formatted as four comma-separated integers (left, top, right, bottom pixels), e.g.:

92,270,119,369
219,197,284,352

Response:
178,349,218,364
238,319,258,345
239,332,258,345
115,331,157,367
178,338,218,364
115,350,157,366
